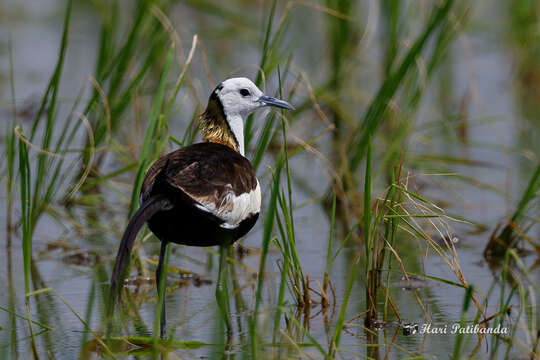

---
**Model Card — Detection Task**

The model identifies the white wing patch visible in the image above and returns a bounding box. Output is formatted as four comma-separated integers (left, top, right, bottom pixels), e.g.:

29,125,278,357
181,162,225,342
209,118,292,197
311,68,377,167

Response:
195,180,261,229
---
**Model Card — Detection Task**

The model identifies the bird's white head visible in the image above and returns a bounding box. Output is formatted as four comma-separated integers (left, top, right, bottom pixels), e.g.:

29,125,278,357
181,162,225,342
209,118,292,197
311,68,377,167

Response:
216,77,293,118
201,77,293,156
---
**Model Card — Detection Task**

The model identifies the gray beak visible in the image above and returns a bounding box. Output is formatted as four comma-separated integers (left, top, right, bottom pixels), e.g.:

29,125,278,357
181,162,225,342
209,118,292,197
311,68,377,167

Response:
258,95,294,110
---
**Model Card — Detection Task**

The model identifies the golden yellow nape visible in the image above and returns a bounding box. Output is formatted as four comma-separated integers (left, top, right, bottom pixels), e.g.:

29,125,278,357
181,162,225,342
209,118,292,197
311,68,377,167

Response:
200,93,239,152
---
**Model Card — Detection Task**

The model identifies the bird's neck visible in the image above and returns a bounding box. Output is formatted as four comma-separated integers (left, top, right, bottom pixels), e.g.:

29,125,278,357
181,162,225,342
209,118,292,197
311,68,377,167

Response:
222,114,244,156
201,95,245,156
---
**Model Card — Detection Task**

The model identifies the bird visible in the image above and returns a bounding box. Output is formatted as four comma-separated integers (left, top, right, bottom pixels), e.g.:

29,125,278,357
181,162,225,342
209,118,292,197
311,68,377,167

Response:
109,77,294,338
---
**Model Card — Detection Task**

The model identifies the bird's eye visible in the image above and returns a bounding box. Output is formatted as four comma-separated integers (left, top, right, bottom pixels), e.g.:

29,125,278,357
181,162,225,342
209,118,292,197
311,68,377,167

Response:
239,89,250,97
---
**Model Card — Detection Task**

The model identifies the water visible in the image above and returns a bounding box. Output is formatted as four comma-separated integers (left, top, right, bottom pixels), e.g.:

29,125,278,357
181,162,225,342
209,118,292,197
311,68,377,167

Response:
0,1,538,359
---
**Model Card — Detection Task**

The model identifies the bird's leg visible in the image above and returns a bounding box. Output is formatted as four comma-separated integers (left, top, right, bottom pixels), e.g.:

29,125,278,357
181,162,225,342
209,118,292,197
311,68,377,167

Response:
216,244,232,337
156,240,169,339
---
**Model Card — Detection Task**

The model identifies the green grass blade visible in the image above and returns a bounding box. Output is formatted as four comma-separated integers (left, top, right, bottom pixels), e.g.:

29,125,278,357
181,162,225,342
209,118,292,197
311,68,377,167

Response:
18,133,31,294
348,0,454,173
251,156,283,357
128,45,175,217
452,285,474,360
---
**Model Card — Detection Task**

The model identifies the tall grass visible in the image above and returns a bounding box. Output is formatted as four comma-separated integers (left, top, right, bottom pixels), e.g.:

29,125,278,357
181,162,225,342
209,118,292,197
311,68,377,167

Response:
485,162,540,258
128,45,175,217
6,35,17,249
452,285,474,359
363,135,375,326
74,0,172,186
12,0,74,300
251,155,283,357
347,0,455,177
244,0,278,149
17,0,74,235
17,135,31,294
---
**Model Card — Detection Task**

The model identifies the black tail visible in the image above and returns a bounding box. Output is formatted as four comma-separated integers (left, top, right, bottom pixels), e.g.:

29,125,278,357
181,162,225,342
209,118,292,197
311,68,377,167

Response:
109,194,172,305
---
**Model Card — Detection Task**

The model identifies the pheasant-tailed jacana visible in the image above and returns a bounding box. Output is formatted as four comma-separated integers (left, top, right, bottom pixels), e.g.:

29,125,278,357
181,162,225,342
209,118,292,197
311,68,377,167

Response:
109,77,293,337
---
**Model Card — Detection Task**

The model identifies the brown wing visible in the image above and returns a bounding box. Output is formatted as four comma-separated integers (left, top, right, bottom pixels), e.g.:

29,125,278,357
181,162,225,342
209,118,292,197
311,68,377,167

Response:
140,142,259,225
